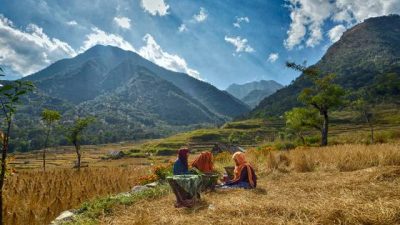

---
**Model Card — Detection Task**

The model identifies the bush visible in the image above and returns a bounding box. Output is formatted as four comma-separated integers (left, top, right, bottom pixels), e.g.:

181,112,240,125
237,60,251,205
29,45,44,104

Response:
274,142,297,151
305,135,320,145
153,164,173,180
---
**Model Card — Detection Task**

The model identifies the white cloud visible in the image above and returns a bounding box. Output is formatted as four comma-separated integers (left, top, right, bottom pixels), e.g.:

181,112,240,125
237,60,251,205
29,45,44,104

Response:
178,24,188,32
0,15,76,76
113,16,131,29
284,0,333,50
193,7,208,22
80,27,135,52
328,24,346,42
224,36,254,53
267,53,279,63
66,20,78,26
139,34,201,80
335,0,400,22
233,16,250,28
141,0,169,16
284,0,400,50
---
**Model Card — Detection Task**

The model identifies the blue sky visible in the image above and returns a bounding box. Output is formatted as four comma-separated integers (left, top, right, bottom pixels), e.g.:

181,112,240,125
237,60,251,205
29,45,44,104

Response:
0,0,399,89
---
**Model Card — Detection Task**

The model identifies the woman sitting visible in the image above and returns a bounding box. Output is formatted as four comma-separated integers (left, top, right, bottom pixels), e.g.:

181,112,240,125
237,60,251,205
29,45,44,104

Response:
191,151,214,173
170,148,196,207
224,152,257,189
173,148,189,175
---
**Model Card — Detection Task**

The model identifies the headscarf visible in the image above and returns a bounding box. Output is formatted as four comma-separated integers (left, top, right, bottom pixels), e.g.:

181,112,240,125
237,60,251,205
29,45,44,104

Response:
191,152,213,173
232,152,255,188
177,148,189,170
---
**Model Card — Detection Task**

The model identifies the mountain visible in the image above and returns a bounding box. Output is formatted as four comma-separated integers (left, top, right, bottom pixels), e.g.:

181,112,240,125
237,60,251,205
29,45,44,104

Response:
10,45,250,152
26,45,249,118
251,15,400,117
226,80,283,107
241,89,279,108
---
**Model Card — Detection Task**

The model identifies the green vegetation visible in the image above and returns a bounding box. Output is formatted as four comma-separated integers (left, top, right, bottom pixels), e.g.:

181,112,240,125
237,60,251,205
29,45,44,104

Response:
63,184,170,225
131,119,278,155
41,109,61,171
286,62,345,146
66,117,95,170
284,107,321,145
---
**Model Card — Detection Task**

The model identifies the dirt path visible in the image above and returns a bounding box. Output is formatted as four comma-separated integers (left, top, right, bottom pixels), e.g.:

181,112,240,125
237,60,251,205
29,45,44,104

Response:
99,166,400,225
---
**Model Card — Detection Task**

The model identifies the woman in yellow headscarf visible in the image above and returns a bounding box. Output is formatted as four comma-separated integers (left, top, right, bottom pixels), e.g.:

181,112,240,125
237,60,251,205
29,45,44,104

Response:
191,151,214,173
224,151,257,189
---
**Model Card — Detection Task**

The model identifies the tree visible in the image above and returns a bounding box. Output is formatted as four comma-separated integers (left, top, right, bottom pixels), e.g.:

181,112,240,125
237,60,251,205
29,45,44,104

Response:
41,109,61,171
286,62,345,146
284,107,322,145
0,66,34,225
351,90,375,144
66,117,94,171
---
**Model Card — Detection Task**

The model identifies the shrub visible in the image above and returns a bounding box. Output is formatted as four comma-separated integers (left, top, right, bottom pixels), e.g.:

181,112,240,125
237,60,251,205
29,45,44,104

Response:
274,142,296,151
305,135,320,145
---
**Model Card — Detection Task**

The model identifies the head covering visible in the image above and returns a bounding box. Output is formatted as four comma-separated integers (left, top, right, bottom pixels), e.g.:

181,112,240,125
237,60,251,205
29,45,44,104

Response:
191,152,213,173
177,148,189,169
232,152,255,187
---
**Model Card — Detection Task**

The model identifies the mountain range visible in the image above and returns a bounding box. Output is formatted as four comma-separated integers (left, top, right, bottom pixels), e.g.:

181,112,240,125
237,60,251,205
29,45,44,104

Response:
226,80,283,108
10,45,250,152
251,15,400,117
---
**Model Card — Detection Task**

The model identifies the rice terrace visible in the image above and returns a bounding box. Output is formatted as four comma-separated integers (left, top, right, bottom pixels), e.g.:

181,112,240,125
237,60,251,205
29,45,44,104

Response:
0,1,400,225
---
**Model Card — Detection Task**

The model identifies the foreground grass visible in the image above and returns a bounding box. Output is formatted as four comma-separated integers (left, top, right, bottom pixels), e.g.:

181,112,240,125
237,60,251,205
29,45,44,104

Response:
3,166,149,225
64,185,170,225
104,167,400,225
94,143,400,225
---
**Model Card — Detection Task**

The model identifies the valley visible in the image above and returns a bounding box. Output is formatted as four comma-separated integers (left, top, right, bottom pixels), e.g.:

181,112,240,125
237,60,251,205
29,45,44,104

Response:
0,3,399,225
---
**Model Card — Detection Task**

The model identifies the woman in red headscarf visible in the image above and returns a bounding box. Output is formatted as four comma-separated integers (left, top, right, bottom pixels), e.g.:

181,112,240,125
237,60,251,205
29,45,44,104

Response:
224,151,257,188
191,151,214,173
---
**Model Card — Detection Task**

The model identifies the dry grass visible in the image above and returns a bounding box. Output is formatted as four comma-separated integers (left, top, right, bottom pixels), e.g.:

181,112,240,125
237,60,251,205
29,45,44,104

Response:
3,166,149,225
99,143,400,225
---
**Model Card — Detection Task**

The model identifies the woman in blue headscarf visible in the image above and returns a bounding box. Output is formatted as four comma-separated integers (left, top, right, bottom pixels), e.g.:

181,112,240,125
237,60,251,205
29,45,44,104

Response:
173,148,189,175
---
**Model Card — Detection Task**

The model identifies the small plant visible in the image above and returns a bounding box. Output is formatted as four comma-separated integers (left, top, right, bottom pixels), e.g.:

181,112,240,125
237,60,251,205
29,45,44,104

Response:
41,109,61,171
66,117,95,170
136,163,173,185
0,67,34,225
152,164,173,180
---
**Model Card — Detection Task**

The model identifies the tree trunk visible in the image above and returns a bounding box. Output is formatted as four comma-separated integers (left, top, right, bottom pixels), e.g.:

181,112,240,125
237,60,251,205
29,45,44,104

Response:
43,129,50,172
42,148,46,171
365,113,374,144
321,111,329,146
74,141,81,171
298,133,306,145
0,121,11,225
369,123,374,144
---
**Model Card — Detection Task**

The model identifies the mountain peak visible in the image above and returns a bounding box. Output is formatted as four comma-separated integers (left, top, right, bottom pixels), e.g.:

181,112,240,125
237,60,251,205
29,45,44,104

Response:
226,80,283,99
251,14,400,117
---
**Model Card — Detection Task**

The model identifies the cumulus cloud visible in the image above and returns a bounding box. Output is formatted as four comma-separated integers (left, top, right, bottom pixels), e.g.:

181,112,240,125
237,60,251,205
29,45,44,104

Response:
224,36,254,53
80,27,135,52
328,24,346,42
0,15,76,76
284,0,400,50
113,16,131,29
141,0,169,16
284,0,333,50
193,7,208,22
178,24,188,32
233,16,250,28
139,34,201,79
267,53,279,63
